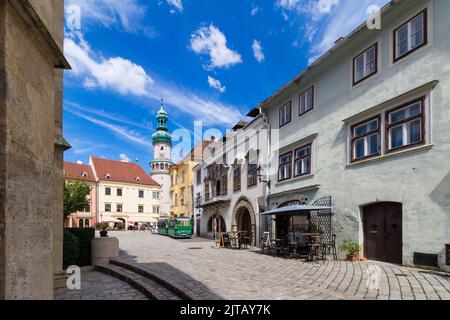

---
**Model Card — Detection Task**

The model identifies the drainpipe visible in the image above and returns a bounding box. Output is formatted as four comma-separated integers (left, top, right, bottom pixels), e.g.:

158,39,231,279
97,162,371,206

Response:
260,108,271,211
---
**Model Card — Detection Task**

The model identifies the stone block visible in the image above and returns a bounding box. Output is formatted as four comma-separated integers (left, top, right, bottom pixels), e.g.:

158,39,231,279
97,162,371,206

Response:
91,237,119,265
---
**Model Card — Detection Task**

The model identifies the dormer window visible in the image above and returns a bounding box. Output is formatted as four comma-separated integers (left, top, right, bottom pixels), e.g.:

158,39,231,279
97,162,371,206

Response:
105,173,111,180
136,177,141,182
82,172,88,178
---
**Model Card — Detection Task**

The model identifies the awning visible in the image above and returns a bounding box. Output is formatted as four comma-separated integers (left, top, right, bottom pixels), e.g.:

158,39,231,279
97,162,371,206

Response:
260,205,334,216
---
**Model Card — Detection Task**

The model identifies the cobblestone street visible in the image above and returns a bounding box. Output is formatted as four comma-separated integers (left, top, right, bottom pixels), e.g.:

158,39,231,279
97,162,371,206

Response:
109,231,450,300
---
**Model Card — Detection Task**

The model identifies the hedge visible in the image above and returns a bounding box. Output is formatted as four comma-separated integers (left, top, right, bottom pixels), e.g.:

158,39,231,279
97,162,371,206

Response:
65,228,95,267
63,230,80,269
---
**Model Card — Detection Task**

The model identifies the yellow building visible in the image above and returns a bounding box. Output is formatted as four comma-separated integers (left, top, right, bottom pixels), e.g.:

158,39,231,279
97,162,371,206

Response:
170,140,212,217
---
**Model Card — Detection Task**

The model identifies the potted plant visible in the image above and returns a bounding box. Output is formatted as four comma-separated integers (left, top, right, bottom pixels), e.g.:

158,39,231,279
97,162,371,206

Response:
339,240,360,262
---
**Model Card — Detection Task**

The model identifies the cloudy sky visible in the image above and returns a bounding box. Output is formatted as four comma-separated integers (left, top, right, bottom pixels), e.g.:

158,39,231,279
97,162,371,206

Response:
63,0,389,168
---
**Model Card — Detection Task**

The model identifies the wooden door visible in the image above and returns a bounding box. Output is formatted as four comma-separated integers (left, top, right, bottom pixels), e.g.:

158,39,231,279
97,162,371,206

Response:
363,202,402,264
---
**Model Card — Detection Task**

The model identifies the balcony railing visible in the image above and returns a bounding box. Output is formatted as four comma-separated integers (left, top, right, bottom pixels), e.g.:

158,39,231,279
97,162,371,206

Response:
195,192,231,208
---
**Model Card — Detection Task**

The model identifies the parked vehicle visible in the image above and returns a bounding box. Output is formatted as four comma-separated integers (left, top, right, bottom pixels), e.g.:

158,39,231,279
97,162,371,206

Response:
157,217,193,239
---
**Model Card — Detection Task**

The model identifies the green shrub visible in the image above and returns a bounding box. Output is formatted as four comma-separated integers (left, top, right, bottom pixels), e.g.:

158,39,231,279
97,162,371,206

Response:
95,222,109,230
63,229,80,269
65,228,95,267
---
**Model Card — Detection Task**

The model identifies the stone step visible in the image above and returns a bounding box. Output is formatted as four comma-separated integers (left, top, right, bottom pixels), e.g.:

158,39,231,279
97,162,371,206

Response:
95,264,181,300
110,259,222,300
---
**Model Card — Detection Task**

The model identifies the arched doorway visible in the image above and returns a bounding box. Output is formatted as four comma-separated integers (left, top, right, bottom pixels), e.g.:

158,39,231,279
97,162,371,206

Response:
236,207,252,238
363,202,402,264
78,219,84,228
232,198,256,245
208,214,226,233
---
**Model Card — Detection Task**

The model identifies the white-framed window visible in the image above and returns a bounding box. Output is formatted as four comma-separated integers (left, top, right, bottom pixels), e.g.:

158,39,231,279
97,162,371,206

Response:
348,95,428,164
386,98,424,151
116,204,123,213
353,44,377,85
351,117,381,162
278,152,292,181
153,206,160,214
138,205,144,213
394,9,427,62
139,190,144,198
279,101,292,127
299,86,314,115
105,203,111,212
294,145,312,177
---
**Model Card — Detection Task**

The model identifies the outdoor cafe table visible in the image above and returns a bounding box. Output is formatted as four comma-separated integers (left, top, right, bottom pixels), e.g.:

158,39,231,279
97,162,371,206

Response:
301,233,322,261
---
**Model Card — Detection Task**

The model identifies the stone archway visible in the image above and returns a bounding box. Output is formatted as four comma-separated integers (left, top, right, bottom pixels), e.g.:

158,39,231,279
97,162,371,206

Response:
232,198,256,245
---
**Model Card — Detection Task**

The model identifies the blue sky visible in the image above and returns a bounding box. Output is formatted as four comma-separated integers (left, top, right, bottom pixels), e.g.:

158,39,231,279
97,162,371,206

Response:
63,0,389,168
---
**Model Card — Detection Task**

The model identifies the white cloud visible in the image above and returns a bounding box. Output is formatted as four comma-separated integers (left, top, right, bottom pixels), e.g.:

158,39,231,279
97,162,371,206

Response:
64,36,152,96
190,24,242,69
77,160,83,164
276,0,389,63
119,153,131,162
65,107,153,149
207,76,226,93
65,34,244,126
251,4,261,16
252,40,265,63
167,0,183,12
66,0,147,33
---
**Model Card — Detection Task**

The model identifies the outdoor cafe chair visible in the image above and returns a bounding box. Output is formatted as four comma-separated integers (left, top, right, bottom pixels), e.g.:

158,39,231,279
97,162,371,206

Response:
321,234,338,260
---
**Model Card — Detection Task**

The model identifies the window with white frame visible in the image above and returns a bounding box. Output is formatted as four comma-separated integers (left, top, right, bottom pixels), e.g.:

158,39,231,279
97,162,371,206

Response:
353,44,377,85
138,205,144,213
351,117,380,162
278,152,292,181
299,86,314,115
394,9,427,62
153,206,160,214
294,145,312,177
349,96,427,163
279,101,292,127
386,98,424,151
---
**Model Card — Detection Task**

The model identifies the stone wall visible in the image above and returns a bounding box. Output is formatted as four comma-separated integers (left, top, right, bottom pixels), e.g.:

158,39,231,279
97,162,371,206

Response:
0,0,7,301
0,0,67,299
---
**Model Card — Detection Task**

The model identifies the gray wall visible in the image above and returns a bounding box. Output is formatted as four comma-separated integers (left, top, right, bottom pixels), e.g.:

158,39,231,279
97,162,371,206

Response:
263,0,450,270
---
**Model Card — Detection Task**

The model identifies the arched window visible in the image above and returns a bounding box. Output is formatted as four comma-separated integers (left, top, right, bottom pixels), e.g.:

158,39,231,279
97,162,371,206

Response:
160,145,164,151
79,219,84,228
85,219,90,228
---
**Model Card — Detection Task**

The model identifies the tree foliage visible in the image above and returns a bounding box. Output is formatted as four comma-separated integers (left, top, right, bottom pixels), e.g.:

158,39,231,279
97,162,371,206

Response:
63,180,91,219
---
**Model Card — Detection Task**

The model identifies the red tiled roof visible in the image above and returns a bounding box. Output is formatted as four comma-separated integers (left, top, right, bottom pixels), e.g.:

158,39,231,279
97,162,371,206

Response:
64,162,96,182
90,157,159,186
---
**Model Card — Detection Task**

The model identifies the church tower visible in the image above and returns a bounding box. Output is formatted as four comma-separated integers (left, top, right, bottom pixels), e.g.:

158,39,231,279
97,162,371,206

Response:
150,101,173,217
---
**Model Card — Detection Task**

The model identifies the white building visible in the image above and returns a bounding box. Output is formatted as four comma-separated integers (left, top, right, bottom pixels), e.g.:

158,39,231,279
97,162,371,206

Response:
150,104,173,217
259,0,450,271
194,109,269,245
91,157,161,228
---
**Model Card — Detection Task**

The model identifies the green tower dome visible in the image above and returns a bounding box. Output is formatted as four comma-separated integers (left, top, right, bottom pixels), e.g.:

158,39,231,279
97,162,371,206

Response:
152,103,172,145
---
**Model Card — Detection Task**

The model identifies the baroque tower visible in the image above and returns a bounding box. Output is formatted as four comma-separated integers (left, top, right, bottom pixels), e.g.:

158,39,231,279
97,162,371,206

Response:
150,102,173,217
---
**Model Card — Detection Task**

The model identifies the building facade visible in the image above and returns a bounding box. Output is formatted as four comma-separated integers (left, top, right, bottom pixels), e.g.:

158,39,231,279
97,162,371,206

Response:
0,0,70,299
64,162,98,228
195,112,269,245
150,104,173,217
91,157,161,228
260,0,450,271
170,140,212,219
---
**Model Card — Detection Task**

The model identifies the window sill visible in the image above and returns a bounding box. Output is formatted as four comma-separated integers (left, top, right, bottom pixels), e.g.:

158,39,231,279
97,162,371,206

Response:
276,174,314,186
347,144,433,168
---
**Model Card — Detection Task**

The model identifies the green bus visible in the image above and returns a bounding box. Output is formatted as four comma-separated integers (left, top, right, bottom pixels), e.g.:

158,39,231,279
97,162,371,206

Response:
158,217,193,239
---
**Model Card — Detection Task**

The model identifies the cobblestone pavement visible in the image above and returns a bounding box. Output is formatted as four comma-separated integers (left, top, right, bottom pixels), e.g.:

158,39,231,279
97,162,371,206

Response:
54,270,148,300
114,231,450,300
